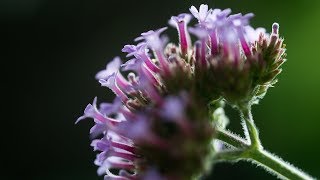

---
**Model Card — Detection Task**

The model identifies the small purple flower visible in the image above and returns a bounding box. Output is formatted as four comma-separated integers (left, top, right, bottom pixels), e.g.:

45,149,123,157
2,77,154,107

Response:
188,26,208,68
135,27,170,74
169,13,192,56
76,97,105,124
207,8,231,24
205,8,231,56
226,29,240,60
122,43,160,73
96,57,122,80
99,97,123,116
95,157,110,176
77,98,125,138
169,13,192,27
91,137,111,152
121,58,142,72
91,131,139,178
230,13,254,57
99,98,134,123
121,58,161,92
189,4,212,25
121,56,162,102
90,122,108,137
99,73,129,103
122,43,146,57
135,27,168,51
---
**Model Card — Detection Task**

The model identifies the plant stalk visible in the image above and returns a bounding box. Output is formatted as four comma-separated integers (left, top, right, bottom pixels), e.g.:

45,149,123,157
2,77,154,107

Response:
216,122,314,180
239,105,262,149
248,149,314,180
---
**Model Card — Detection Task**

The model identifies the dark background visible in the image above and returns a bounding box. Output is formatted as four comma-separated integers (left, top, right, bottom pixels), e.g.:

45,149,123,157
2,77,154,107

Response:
2,0,320,179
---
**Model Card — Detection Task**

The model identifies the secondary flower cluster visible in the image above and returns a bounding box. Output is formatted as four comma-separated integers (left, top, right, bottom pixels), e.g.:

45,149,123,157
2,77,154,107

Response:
77,4,286,180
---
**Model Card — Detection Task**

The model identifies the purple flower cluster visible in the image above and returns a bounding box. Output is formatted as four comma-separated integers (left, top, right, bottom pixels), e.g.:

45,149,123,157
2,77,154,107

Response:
78,4,286,179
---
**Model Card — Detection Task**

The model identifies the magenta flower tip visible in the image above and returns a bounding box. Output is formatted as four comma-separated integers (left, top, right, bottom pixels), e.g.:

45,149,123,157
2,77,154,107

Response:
272,22,279,35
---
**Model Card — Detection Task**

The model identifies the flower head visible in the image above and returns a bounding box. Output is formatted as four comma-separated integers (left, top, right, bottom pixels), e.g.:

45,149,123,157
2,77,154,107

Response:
78,4,286,179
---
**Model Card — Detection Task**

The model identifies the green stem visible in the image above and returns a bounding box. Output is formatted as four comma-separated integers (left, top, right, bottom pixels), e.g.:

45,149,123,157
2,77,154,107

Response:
216,128,249,148
248,149,314,180
214,149,246,162
240,105,262,149
216,122,314,179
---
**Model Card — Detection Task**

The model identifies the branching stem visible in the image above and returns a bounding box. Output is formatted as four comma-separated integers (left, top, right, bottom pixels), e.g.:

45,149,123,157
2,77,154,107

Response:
239,105,262,149
214,104,314,180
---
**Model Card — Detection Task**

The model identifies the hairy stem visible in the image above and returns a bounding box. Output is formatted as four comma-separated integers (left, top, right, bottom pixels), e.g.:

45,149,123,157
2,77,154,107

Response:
248,149,314,180
215,104,315,180
216,128,249,148
215,131,314,179
239,105,262,149
213,149,246,162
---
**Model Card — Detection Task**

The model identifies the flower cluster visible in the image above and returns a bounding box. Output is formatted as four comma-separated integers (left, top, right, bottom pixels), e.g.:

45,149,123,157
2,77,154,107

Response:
77,4,286,180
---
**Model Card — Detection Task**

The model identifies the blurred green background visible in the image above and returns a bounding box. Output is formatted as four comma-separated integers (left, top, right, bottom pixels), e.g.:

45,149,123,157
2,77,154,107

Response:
2,0,320,179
